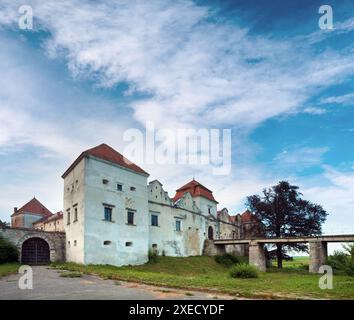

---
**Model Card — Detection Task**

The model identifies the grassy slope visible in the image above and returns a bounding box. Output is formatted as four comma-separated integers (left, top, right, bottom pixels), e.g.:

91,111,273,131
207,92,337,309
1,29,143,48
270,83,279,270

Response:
0,262,20,278
51,256,354,299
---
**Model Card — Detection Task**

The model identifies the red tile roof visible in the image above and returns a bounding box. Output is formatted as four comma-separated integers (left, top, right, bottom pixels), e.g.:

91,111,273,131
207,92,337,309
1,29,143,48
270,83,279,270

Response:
172,179,218,203
62,143,149,178
11,197,53,217
241,210,257,223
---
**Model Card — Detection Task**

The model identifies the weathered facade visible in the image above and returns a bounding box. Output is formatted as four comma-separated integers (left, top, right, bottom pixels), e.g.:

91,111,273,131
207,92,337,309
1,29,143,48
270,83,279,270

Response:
33,211,64,232
61,143,262,266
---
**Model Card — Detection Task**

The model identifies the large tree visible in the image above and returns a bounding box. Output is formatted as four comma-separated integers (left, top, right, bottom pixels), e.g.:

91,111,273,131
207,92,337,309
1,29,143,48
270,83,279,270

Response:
0,220,8,228
246,181,328,268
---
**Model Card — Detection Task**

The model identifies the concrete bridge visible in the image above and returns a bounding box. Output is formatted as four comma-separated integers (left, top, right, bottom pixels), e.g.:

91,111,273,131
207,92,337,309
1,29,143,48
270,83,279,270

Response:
214,234,354,273
0,227,65,264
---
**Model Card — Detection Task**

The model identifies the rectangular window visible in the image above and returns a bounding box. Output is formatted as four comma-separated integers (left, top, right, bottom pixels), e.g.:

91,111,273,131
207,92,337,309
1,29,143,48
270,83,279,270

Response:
67,211,71,225
151,214,158,226
74,208,78,222
175,220,181,231
117,183,123,191
127,211,134,225
104,207,112,222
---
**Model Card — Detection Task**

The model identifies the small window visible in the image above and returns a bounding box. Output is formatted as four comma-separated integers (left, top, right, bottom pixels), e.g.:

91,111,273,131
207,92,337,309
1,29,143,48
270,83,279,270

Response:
102,179,109,185
152,244,157,248
125,242,133,247
104,207,112,222
67,211,71,225
74,208,78,222
67,241,70,247
74,240,77,246
117,184,123,191
175,220,181,231
208,206,211,214
127,211,134,225
130,186,136,191
104,240,111,246
151,214,158,226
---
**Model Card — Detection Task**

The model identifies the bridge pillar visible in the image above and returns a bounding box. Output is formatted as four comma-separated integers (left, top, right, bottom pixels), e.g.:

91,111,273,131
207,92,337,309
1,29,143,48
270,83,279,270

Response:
249,241,266,272
203,240,226,256
309,241,328,273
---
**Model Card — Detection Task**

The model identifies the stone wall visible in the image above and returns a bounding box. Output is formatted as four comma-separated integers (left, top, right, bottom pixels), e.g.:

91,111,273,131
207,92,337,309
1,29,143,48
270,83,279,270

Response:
0,227,66,262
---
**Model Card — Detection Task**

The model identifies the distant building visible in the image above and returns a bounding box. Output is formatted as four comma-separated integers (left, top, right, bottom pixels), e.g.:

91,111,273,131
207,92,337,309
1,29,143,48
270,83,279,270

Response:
33,211,64,232
11,197,53,229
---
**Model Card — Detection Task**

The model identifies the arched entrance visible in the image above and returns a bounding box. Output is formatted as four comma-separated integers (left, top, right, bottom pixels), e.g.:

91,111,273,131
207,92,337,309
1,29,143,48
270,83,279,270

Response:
21,237,50,265
208,226,214,240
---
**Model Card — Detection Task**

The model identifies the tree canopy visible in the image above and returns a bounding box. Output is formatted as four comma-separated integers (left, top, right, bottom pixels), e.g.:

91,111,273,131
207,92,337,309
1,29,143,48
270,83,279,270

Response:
246,181,328,268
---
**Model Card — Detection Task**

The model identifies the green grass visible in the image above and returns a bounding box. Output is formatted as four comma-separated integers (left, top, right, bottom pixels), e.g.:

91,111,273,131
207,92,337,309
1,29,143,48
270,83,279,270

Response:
51,256,354,300
0,262,20,278
270,256,310,273
59,271,82,278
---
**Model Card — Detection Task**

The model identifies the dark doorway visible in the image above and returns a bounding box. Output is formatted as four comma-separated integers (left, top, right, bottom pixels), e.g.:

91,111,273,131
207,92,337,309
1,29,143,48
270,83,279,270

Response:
21,237,50,265
208,226,214,240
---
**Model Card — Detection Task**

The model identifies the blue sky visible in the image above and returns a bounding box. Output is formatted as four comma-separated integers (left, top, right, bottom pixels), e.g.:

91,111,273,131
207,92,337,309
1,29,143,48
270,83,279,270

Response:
0,0,353,250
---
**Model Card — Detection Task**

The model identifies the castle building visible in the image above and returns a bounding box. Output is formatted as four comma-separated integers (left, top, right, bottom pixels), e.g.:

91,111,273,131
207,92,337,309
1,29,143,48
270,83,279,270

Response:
11,197,53,229
33,211,64,232
61,143,262,266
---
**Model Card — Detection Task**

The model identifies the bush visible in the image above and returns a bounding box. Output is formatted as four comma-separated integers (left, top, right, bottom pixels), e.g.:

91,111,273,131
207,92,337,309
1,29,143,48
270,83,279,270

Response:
230,263,259,278
327,244,354,276
215,253,240,267
148,249,158,263
0,236,18,264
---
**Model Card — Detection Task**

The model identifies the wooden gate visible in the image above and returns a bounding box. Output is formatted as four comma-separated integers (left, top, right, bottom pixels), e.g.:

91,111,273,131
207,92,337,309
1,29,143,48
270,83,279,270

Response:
21,237,50,265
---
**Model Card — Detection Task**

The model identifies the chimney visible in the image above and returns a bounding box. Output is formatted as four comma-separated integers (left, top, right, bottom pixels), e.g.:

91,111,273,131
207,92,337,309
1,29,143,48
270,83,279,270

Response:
14,207,18,213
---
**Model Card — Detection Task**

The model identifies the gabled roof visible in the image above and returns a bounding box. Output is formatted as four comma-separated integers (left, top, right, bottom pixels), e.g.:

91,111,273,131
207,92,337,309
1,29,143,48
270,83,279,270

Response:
172,179,218,203
12,197,53,217
62,143,149,178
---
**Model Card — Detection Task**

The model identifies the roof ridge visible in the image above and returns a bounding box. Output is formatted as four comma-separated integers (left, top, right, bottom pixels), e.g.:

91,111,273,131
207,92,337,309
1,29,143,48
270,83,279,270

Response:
62,143,149,178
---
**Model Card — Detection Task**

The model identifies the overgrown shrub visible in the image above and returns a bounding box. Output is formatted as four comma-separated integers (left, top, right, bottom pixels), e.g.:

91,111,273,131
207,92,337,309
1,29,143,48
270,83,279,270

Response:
0,235,18,264
215,253,240,267
327,244,354,276
148,249,158,263
230,263,259,278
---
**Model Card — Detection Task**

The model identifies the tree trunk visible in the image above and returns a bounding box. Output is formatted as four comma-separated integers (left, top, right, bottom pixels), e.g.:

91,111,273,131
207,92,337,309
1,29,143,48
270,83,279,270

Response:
276,244,283,269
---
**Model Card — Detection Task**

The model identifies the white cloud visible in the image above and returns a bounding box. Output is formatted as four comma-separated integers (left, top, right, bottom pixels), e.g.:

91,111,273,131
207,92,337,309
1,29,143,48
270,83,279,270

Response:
303,107,327,115
302,166,354,235
274,147,329,170
1,0,354,131
320,93,354,105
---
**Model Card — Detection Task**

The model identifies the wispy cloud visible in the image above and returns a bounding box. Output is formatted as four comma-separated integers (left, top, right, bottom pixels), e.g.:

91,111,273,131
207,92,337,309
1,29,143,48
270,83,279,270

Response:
302,166,354,235
320,93,354,105
303,107,327,115
274,147,329,170
1,0,354,131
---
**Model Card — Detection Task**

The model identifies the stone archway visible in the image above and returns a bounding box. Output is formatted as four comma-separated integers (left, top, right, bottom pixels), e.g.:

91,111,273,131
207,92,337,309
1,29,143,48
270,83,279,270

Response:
17,233,57,263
